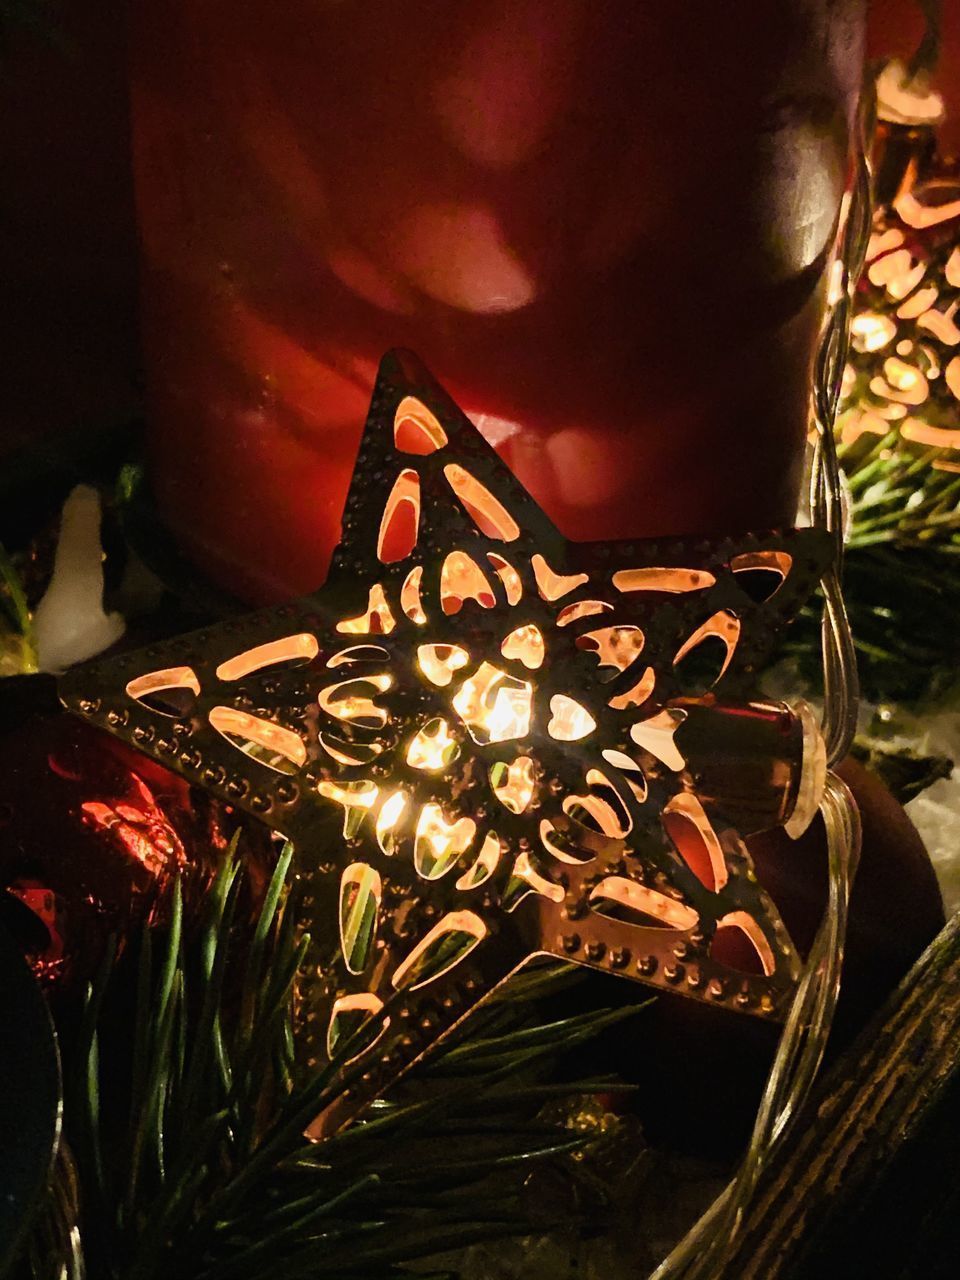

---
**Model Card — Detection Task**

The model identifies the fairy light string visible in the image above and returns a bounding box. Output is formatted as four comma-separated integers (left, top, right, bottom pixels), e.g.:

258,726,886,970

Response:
650,94,871,1280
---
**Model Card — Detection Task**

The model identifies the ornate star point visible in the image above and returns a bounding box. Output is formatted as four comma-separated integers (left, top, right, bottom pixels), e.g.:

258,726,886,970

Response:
61,349,833,1135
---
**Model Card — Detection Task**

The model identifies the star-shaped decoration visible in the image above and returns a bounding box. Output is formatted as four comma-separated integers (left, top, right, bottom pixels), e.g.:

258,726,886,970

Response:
61,350,832,1136
840,174,960,464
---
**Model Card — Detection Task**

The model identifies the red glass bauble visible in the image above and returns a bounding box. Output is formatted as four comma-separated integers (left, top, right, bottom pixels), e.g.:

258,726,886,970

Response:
0,682,272,991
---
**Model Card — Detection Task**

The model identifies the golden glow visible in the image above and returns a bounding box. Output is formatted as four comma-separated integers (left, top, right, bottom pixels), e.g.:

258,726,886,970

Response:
663,792,728,891
630,708,687,772
377,468,421,563
674,610,741,682
417,642,470,686
918,308,960,346
400,566,427,624
338,861,381,974
456,831,502,890
490,755,536,814
337,583,397,635
394,395,448,454
208,706,306,773
884,356,925,395
564,772,630,837
607,665,656,711
391,910,486,991
867,228,905,258
714,912,775,977
326,992,386,1061
440,551,496,613
850,311,896,353
376,789,408,855
319,674,392,727
443,464,520,541
500,623,545,669
487,552,523,604
589,877,699,930
878,400,908,420
318,779,380,837
602,748,642,773
216,635,318,681
507,850,563,906
318,733,382,767
900,416,960,450
894,187,960,231
530,553,588,600
547,694,596,742
414,804,477,879
896,285,939,320
580,624,645,674
556,599,613,626
869,368,928,407
453,661,532,744
126,665,200,704
730,550,792,578
925,341,944,372
106,353,814,1090
406,717,460,771
868,247,926,300
612,567,716,593
601,749,648,801
839,414,896,450
876,59,945,127
539,818,594,865
327,644,389,668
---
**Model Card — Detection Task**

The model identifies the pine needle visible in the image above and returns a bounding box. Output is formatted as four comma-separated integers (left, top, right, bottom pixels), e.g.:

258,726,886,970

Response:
21,844,646,1280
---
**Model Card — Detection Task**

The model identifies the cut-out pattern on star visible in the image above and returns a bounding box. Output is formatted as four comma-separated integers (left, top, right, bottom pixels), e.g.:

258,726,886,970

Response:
839,176,960,465
60,349,833,1137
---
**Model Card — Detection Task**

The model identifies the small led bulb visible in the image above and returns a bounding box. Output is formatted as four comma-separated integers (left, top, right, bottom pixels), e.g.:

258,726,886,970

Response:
672,697,827,838
783,700,827,839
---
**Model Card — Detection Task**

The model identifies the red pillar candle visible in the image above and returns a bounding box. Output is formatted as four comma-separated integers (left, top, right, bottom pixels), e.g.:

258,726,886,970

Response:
134,0,865,604
0,0,139,463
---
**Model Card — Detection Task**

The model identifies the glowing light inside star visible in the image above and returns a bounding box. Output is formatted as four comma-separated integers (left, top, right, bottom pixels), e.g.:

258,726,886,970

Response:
453,661,533,744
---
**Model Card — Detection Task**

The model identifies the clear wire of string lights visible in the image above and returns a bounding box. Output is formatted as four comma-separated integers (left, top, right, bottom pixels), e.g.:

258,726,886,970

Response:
650,91,873,1280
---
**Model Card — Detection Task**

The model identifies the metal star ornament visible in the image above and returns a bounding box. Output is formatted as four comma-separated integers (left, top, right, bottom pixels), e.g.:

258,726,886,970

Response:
61,349,832,1136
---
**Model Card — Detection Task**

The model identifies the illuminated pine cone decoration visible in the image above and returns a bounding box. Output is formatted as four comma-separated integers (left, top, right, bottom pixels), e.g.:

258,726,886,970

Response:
840,177,960,467
60,351,832,1135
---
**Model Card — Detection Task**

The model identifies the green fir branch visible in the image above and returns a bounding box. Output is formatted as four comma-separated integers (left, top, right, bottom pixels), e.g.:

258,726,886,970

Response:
786,430,960,706
18,843,644,1280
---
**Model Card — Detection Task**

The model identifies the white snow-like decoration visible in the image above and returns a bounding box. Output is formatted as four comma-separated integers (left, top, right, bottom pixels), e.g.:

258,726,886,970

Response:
34,485,125,673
